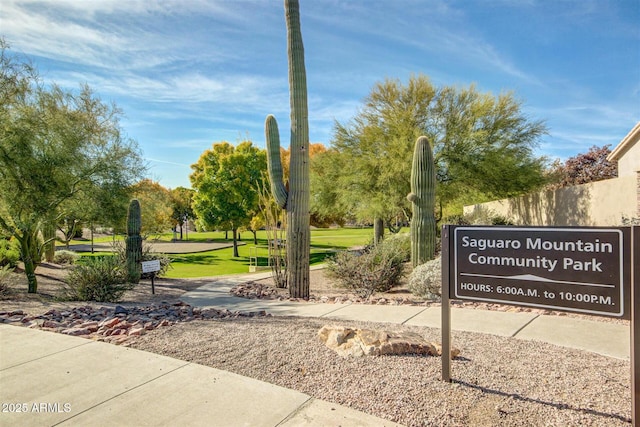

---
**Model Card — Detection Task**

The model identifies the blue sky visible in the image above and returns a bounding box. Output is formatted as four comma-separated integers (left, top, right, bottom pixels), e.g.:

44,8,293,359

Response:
3,0,639,189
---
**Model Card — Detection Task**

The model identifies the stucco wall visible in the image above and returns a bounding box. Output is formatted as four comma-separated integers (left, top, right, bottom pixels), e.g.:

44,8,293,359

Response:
463,174,639,226
618,140,640,177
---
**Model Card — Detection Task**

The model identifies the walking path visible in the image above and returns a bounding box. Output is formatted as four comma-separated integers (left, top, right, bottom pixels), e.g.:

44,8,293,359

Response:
65,240,242,254
1,271,630,427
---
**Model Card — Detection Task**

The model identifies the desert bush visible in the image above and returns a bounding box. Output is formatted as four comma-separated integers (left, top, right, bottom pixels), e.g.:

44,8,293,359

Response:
407,256,442,299
441,214,470,226
327,236,408,298
621,216,640,226
53,250,80,265
490,215,514,226
0,238,20,268
63,256,132,302
0,264,14,297
140,251,172,279
111,240,172,278
378,232,411,262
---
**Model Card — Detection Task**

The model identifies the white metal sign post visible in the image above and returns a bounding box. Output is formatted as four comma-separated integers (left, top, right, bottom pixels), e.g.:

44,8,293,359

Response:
141,259,161,295
442,225,636,424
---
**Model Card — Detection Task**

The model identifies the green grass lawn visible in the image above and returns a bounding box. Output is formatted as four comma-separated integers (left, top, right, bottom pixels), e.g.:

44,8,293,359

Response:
163,227,375,278
72,227,376,278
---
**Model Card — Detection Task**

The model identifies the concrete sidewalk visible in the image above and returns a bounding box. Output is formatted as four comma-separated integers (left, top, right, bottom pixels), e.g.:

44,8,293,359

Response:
1,272,630,427
180,273,631,360
0,324,401,427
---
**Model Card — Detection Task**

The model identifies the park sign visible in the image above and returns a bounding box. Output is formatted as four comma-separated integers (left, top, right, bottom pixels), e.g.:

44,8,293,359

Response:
449,226,628,317
441,225,639,424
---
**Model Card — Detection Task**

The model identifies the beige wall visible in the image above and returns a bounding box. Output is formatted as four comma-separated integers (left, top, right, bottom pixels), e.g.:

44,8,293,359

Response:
617,139,640,177
463,174,639,226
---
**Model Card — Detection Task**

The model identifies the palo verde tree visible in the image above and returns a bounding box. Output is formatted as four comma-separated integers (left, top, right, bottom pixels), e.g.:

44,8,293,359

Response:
190,141,267,257
325,74,548,235
0,41,144,293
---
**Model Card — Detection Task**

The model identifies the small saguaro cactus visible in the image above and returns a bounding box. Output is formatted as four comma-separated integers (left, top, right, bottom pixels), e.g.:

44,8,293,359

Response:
126,199,142,284
265,0,311,299
407,136,437,267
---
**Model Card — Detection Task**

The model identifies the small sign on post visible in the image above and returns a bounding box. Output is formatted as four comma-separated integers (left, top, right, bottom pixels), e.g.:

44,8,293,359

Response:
141,259,161,294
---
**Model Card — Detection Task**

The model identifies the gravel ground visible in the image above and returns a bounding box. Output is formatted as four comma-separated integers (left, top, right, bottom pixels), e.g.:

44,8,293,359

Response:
129,316,631,427
3,264,633,426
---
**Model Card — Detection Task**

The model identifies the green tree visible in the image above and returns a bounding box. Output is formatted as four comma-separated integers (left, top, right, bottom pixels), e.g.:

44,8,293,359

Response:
170,187,194,240
131,179,173,237
0,41,144,293
325,75,547,236
190,141,267,257
53,159,136,251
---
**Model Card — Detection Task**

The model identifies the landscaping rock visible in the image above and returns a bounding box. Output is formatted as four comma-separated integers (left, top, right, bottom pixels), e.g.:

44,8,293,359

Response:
61,327,91,336
114,305,129,315
0,302,270,346
318,325,459,358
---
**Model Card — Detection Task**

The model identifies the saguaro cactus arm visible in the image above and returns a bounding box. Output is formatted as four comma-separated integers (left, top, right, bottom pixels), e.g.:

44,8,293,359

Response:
265,114,288,209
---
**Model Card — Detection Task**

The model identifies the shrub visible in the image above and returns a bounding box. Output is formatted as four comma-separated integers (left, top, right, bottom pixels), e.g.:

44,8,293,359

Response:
490,215,514,226
0,238,20,268
111,240,172,278
621,216,640,226
407,256,442,299
378,232,411,262
140,251,172,279
53,250,80,265
441,214,470,226
63,256,132,302
326,235,408,298
0,264,14,297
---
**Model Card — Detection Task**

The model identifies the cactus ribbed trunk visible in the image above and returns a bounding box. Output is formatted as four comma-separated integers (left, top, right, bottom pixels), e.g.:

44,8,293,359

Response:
407,136,436,267
126,199,142,284
265,0,310,299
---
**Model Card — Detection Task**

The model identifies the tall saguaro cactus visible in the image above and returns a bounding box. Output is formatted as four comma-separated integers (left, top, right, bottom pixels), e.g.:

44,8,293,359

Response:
265,0,310,299
126,199,142,284
407,136,436,267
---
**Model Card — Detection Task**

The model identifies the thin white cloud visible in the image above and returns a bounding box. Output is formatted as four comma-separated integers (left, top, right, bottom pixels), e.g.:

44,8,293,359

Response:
2,0,256,71
146,157,191,167
304,0,540,86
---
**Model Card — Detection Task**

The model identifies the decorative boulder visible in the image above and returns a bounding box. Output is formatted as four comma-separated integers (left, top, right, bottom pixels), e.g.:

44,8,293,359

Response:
318,325,460,358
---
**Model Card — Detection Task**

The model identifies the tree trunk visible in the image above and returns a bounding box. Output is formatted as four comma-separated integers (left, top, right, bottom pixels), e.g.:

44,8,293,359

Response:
42,222,55,262
232,228,239,257
373,218,384,245
252,230,258,245
24,255,38,293
19,231,39,293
